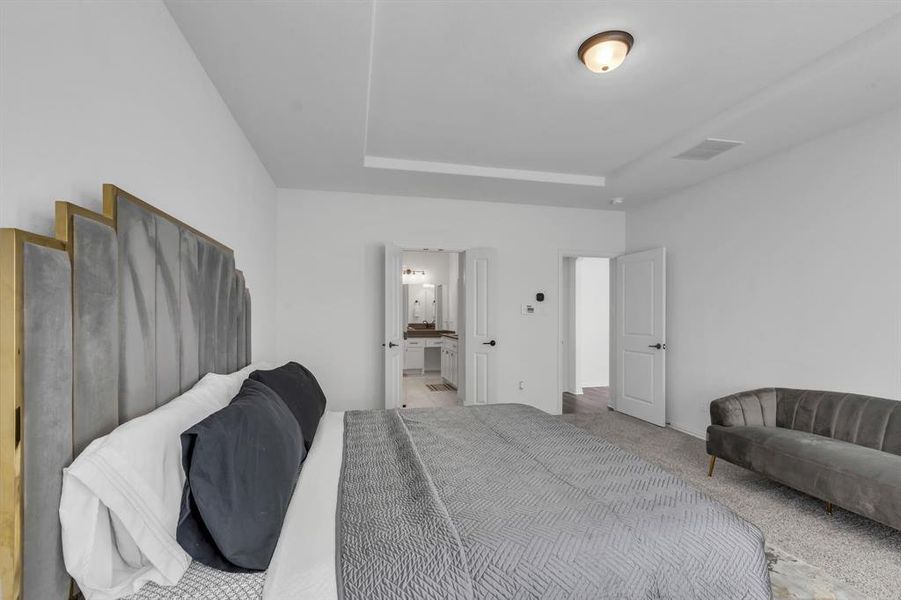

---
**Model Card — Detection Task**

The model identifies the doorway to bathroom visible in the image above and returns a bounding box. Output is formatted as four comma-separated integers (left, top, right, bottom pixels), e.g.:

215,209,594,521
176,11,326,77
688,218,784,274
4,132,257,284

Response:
400,250,462,409
384,244,498,411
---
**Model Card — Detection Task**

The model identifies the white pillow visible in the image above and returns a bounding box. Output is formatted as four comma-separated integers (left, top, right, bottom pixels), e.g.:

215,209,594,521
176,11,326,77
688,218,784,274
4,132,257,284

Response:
59,363,270,600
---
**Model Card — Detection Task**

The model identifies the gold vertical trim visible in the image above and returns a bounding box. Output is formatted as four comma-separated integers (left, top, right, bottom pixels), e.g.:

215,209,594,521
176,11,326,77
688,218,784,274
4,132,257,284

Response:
0,229,23,600
0,229,66,600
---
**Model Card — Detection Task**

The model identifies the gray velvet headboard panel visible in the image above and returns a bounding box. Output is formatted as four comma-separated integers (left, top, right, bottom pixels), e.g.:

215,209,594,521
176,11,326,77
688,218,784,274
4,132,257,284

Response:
116,196,157,422
22,240,73,600
0,185,252,600
194,237,237,377
59,207,119,458
111,186,251,422
155,215,182,410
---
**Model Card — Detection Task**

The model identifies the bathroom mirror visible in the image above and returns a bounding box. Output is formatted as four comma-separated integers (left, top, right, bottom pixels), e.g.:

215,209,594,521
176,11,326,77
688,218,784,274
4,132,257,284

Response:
405,283,442,326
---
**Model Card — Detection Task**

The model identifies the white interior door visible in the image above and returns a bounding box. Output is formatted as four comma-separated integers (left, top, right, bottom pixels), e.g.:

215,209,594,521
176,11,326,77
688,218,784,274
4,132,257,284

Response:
464,247,497,405
614,248,666,426
384,243,403,409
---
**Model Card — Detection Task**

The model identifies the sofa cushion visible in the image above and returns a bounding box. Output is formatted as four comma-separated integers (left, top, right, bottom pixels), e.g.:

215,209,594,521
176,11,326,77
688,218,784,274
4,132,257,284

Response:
775,389,901,455
708,425,901,530
709,388,777,428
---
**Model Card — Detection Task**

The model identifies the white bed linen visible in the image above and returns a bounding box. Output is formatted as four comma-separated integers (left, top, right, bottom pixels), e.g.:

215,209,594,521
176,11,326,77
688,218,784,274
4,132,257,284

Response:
262,410,345,600
59,363,269,600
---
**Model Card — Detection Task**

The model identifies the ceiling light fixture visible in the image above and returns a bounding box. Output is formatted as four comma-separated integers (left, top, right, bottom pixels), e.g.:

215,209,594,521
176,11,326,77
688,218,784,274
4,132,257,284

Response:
578,30,634,73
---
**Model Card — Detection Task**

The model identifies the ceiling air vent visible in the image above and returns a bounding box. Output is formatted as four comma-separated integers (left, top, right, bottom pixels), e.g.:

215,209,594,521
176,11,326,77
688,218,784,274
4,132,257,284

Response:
673,138,744,161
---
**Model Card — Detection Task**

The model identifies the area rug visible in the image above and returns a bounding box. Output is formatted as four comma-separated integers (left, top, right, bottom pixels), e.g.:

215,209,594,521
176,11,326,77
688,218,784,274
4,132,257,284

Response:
426,383,455,391
560,410,899,600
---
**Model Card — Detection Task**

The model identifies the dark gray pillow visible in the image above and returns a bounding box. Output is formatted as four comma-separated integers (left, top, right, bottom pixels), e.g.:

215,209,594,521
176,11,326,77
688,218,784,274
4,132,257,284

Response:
177,379,305,572
249,362,326,451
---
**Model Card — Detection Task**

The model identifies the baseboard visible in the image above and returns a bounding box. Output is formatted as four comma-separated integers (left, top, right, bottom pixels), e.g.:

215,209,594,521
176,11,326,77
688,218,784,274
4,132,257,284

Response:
667,421,706,440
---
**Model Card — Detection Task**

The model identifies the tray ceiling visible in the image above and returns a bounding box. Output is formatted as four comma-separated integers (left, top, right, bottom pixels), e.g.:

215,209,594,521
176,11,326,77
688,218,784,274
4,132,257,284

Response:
166,0,901,210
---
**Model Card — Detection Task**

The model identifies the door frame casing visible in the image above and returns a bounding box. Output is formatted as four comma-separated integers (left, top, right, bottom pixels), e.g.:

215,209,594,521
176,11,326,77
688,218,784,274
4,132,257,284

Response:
384,243,404,409
556,249,618,415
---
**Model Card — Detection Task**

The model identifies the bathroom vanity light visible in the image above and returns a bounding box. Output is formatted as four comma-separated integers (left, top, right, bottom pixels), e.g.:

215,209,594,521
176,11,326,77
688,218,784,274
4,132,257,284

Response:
402,268,427,285
578,30,633,73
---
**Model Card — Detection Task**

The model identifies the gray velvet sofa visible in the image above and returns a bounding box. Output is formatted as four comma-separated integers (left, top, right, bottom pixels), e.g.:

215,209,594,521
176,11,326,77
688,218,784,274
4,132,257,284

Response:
707,388,901,530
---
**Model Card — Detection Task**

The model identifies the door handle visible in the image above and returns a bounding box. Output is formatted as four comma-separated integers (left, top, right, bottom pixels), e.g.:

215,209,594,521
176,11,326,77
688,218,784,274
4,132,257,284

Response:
387,342,399,348
648,343,666,350
483,340,497,347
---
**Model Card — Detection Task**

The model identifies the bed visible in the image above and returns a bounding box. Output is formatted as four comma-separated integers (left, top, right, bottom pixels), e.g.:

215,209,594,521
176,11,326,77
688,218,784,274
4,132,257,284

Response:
0,186,771,600
121,405,771,600
282,405,770,600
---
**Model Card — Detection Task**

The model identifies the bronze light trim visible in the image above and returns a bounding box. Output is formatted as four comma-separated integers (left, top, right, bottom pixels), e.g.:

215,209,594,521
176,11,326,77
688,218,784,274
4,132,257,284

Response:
578,30,634,73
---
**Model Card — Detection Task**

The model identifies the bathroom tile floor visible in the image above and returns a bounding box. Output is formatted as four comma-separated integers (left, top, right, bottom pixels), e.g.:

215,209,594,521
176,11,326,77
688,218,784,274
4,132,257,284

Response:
402,373,461,408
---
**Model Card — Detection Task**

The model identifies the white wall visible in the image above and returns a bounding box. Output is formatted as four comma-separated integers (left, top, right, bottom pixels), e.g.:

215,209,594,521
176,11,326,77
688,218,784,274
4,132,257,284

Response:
576,258,610,388
0,0,278,358
276,189,625,413
626,109,901,438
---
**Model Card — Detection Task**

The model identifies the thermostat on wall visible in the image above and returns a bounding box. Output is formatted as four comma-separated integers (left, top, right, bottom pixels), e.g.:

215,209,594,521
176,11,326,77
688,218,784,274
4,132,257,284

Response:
521,304,536,315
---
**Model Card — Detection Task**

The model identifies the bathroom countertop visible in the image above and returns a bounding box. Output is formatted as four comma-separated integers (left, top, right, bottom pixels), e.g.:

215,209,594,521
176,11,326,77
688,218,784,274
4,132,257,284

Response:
405,329,456,339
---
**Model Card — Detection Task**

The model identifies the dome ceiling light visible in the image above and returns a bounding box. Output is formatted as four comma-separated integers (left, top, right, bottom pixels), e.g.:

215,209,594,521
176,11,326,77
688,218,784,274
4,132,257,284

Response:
578,30,634,73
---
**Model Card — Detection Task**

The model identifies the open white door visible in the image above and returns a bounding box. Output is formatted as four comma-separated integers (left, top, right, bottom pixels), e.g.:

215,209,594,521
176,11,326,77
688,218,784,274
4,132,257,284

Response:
384,243,403,409
614,248,666,426
464,247,497,405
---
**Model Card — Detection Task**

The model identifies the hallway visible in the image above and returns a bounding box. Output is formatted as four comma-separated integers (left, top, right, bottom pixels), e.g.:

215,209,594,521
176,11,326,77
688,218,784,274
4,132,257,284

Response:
562,386,610,414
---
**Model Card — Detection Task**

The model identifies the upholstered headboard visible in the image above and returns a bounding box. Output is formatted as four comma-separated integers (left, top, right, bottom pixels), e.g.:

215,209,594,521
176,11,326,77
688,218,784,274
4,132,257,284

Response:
0,185,252,600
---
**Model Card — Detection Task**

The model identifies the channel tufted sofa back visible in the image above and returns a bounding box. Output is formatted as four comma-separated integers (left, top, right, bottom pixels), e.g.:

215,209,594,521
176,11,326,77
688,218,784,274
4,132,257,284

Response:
710,388,901,456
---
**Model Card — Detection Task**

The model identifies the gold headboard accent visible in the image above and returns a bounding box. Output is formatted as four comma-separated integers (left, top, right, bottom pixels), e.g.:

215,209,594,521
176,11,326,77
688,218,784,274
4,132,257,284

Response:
102,184,233,254
0,230,68,600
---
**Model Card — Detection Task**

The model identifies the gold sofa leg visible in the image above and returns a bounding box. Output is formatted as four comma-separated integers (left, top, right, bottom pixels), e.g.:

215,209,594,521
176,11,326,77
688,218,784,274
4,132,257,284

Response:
826,502,833,515
707,455,716,477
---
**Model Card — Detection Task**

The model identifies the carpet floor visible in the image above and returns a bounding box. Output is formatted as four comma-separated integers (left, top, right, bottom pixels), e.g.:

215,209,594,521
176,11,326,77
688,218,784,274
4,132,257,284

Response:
560,410,901,600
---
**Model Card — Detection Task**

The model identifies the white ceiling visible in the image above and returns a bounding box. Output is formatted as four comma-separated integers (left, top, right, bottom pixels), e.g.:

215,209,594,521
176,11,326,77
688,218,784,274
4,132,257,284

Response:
165,0,901,210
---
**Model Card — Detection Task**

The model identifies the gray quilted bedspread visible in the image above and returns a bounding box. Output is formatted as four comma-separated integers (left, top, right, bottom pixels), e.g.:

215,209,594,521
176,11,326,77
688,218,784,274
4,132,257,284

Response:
338,404,772,600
